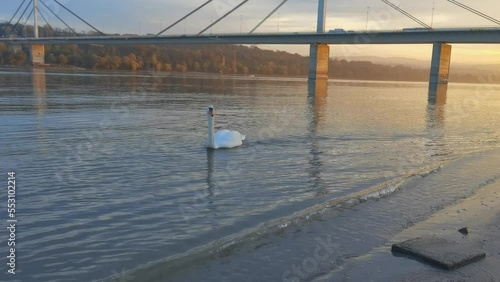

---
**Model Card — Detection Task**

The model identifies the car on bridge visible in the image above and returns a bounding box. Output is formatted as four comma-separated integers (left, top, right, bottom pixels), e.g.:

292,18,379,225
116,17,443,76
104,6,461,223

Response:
329,28,346,34
402,27,432,32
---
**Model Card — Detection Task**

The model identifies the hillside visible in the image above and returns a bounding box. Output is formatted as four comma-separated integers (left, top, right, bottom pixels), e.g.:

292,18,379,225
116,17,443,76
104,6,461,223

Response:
1,23,500,83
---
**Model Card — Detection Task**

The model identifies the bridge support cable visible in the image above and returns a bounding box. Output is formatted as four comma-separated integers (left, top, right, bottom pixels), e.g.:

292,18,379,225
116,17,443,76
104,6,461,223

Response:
198,0,249,35
2,0,28,35
39,0,78,36
38,7,54,33
156,0,213,36
23,7,35,27
8,0,34,37
53,0,105,35
447,0,500,26
381,0,431,29
249,0,288,34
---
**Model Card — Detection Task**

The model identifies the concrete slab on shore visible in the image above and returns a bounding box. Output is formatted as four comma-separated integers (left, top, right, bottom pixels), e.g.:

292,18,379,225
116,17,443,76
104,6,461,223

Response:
313,179,500,282
392,235,486,270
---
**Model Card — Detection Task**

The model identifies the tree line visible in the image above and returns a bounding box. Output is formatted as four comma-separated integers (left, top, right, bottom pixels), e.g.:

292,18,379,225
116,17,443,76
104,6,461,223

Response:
1,23,499,83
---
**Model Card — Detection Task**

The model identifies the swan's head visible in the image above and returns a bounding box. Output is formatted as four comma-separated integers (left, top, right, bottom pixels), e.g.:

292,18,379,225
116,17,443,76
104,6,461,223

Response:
208,106,214,117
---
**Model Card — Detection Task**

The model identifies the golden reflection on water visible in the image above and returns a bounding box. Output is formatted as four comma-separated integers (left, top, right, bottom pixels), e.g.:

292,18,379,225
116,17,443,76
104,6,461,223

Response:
33,68,47,151
427,83,449,157
33,68,47,115
427,83,447,129
308,79,328,127
307,79,328,197
428,83,448,106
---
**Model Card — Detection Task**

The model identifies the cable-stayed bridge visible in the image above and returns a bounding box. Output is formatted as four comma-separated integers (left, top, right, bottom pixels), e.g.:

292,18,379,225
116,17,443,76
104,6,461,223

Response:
1,0,499,99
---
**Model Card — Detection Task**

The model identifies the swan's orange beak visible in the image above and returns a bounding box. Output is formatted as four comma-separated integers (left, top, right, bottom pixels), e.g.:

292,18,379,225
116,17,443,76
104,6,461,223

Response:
209,108,214,117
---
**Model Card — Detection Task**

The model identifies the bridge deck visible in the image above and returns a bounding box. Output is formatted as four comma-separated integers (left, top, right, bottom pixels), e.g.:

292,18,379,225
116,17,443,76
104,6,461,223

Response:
2,28,500,45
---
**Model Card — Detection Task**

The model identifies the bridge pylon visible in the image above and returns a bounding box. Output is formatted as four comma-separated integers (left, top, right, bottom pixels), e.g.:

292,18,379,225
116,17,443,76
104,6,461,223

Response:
30,0,45,65
309,0,330,85
429,43,452,103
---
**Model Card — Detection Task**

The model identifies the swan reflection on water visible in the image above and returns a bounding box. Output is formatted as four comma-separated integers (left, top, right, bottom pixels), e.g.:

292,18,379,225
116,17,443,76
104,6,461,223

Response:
197,148,219,226
206,148,216,204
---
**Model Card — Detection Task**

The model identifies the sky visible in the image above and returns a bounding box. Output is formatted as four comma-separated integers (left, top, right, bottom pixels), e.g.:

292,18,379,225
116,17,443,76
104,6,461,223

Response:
1,0,500,65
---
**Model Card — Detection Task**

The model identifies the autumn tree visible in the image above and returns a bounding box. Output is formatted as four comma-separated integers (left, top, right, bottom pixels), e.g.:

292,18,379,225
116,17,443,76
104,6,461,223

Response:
58,54,68,65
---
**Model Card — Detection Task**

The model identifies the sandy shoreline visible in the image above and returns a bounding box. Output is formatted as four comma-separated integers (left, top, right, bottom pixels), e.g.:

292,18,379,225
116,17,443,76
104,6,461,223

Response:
393,179,500,281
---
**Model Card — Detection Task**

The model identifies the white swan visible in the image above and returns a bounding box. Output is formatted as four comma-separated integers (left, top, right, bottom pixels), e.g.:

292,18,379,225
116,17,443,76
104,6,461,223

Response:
207,106,246,149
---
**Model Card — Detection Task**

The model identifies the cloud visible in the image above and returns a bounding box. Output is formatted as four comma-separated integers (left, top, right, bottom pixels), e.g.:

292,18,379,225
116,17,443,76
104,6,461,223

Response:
3,0,500,33
1,0,499,62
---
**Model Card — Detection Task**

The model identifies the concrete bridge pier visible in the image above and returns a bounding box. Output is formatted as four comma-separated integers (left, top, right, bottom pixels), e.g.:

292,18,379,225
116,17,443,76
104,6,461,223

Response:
30,44,45,65
309,44,330,80
308,0,330,91
428,43,452,104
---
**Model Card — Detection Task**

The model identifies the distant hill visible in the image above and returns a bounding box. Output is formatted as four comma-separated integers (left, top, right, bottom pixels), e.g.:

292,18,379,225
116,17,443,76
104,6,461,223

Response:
343,55,500,83
347,55,500,71
1,23,500,84
344,56,430,69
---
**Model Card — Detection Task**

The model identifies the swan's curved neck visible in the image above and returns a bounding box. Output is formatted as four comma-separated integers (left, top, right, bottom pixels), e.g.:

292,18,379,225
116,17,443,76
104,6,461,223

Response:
207,114,216,149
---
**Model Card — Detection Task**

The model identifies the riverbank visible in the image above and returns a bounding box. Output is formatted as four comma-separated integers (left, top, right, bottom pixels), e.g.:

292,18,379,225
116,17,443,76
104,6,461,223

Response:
0,64,85,71
1,63,500,85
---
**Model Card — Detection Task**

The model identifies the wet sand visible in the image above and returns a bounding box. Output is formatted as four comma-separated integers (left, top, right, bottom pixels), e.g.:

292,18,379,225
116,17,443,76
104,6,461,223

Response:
314,180,500,282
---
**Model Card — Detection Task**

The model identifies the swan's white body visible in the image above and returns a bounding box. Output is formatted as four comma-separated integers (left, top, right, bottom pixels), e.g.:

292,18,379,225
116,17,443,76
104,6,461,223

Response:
207,106,245,149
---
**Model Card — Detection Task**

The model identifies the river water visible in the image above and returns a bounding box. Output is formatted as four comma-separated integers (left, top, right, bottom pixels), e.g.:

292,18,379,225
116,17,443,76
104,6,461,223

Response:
0,69,499,281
